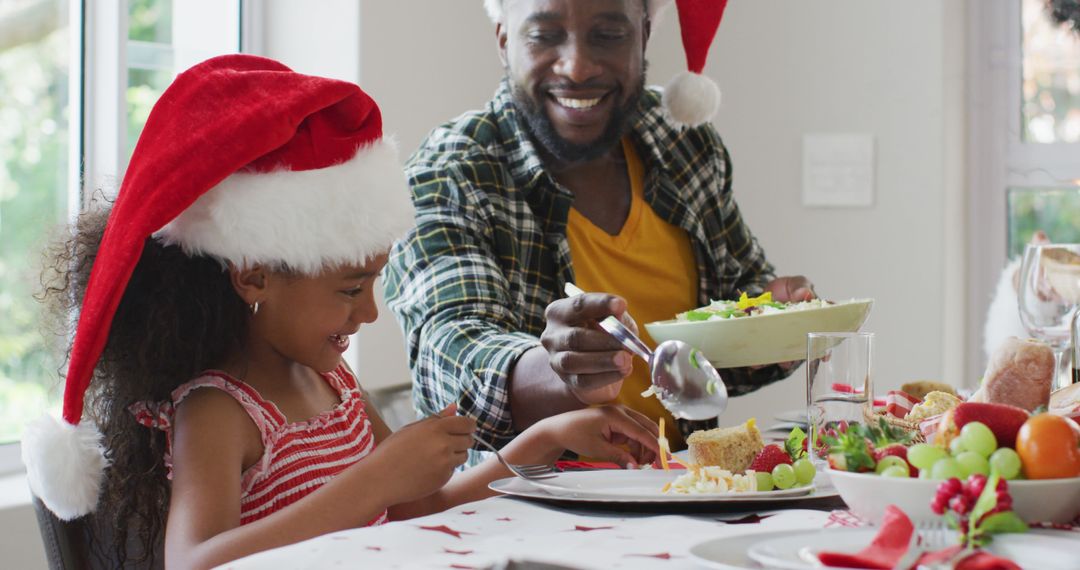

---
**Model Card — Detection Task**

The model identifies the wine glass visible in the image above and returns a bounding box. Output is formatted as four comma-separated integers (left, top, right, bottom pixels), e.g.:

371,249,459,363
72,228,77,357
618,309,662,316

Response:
1017,243,1080,391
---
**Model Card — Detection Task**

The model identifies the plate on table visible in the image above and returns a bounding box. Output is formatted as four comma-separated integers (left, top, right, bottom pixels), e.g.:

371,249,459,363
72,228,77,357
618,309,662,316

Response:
773,409,809,426
744,528,1080,570
489,470,822,504
644,299,873,368
688,529,816,570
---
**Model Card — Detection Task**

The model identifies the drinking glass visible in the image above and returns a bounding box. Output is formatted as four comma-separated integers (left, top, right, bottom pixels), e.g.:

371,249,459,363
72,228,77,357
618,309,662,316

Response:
1017,243,1080,390
806,332,874,466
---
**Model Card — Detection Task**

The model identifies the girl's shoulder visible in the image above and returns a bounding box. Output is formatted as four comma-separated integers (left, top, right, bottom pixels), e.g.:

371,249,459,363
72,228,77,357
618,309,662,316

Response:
172,371,287,430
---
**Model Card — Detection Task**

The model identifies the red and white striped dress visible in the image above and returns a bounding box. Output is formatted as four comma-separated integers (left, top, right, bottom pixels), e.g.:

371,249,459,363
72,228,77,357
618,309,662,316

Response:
143,363,387,526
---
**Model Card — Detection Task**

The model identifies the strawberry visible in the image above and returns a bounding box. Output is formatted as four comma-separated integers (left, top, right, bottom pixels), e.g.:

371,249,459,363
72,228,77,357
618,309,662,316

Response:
823,429,876,472
749,444,793,473
938,403,1029,449
873,443,918,477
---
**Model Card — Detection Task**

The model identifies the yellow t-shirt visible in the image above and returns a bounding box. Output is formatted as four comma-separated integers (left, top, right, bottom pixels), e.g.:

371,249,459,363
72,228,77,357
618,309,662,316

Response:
566,138,699,450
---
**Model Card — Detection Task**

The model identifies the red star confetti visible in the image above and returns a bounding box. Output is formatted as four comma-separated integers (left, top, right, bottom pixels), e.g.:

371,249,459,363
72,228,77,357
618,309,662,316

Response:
496,517,512,522
449,565,482,569
460,510,477,515
626,552,674,560
571,525,614,532
443,548,474,555
419,525,474,539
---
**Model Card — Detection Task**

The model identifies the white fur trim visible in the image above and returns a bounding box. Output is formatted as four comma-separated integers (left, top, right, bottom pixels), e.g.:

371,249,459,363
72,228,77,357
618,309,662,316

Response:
662,71,721,128
22,415,107,520
483,0,668,23
156,139,414,274
983,259,1027,361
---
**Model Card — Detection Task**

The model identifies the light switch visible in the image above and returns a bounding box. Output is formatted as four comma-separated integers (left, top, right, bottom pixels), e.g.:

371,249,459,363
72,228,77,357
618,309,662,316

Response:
802,134,875,207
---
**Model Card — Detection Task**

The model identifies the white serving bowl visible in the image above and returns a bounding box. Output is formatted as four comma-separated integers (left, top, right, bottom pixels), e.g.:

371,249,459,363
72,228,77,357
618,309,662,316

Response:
828,468,1080,525
645,299,873,368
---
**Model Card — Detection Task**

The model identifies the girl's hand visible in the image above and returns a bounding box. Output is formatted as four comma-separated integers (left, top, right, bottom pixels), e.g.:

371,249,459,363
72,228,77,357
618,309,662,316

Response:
540,406,660,467
372,405,475,504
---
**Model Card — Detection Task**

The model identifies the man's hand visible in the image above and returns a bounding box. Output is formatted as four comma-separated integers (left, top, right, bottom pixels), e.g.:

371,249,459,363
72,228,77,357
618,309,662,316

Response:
765,275,816,303
759,275,816,372
541,293,634,404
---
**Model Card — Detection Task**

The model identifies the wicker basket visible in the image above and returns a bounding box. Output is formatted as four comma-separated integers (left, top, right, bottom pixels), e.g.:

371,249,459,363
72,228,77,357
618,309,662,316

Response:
863,406,926,444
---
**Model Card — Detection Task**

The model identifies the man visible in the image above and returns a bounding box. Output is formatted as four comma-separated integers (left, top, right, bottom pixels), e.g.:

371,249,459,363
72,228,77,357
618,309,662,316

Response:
384,0,814,461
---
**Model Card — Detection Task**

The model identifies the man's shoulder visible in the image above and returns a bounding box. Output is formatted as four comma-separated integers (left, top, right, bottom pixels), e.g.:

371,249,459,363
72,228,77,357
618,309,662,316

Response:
407,107,509,177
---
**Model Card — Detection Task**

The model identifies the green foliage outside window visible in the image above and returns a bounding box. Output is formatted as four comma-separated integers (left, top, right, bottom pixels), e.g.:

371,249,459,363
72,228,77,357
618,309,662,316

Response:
0,0,167,444
1008,187,1080,259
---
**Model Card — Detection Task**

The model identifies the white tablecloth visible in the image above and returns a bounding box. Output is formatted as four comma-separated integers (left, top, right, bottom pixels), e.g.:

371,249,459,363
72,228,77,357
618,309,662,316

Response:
217,495,836,569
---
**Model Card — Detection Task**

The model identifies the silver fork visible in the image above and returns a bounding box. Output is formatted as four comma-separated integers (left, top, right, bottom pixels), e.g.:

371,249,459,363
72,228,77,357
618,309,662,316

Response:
908,521,964,569
471,433,558,480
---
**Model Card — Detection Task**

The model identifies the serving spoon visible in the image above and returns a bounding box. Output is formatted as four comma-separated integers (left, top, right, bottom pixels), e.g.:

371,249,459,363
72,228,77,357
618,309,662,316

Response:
563,283,728,420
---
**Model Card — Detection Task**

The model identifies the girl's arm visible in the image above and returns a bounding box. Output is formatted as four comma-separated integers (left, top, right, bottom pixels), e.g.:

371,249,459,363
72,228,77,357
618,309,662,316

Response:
165,388,471,570
383,405,661,520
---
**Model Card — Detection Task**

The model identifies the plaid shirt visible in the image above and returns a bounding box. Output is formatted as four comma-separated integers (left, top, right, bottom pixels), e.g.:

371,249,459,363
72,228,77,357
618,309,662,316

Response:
384,81,788,451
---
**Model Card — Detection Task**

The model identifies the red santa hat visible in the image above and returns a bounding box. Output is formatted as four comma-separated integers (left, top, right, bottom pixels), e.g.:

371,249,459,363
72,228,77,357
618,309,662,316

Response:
22,54,413,520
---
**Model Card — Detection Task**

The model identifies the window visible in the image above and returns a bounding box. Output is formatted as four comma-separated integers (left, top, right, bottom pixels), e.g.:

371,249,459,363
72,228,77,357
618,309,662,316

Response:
0,0,241,473
0,0,71,447
1021,0,1080,144
967,0,1080,381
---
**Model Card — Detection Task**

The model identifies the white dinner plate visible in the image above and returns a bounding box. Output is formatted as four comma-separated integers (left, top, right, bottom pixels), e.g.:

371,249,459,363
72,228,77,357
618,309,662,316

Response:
688,530,825,570
746,528,1080,570
645,299,873,368
489,469,828,503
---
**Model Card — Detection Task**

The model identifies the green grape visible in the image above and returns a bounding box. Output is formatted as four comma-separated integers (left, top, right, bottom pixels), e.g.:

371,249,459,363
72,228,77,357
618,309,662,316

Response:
959,422,997,458
955,451,990,478
754,471,775,491
919,467,932,479
908,443,948,470
881,465,910,478
930,457,964,480
875,456,908,475
772,464,797,490
989,448,1022,480
793,458,816,485
949,437,966,456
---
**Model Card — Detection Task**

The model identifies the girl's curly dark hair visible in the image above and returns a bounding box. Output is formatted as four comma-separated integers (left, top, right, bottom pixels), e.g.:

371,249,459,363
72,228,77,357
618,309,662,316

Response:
1047,0,1080,32
38,204,250,567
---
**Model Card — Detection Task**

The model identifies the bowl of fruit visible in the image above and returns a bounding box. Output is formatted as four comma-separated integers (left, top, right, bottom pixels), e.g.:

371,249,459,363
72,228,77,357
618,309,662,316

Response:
826,404,1080,524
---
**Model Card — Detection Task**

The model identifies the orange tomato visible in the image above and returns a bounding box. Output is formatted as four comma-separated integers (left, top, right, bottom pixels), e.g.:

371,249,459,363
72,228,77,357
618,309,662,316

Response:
1015,414,1080,479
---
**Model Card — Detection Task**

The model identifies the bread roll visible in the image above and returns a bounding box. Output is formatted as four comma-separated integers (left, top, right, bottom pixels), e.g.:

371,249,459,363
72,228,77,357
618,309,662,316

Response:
900,380,957,401
971,337,1054,412
687,419,764,472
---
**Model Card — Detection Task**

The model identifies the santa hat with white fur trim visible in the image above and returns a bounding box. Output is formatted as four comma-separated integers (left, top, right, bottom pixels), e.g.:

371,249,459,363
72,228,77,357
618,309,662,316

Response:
483,0,728,127
22,54,413,520
663,0,729,127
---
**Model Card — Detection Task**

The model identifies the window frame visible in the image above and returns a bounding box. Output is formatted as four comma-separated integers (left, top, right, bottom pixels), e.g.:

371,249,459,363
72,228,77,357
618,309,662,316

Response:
966,0,1080,383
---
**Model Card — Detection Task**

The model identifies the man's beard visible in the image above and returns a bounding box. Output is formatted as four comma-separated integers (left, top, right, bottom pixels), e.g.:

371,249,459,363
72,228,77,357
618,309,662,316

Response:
509,72,646,165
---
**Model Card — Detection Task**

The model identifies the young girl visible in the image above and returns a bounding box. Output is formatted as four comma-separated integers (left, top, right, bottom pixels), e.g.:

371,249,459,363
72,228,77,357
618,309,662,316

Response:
25,54,659,569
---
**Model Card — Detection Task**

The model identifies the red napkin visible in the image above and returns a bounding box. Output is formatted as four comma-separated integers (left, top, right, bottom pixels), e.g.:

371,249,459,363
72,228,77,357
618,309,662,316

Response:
885,390,921,419
953,552,1023,570
816,505,914,569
